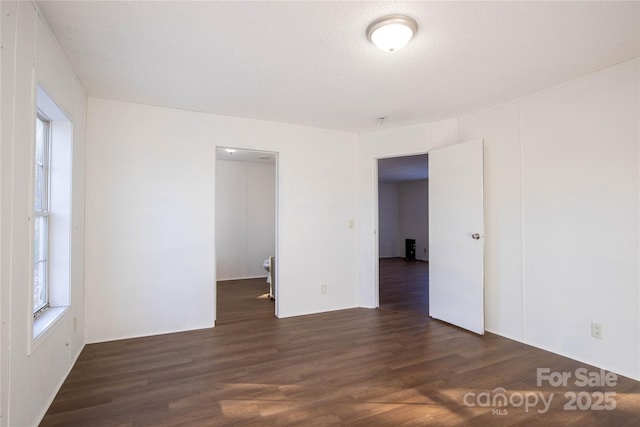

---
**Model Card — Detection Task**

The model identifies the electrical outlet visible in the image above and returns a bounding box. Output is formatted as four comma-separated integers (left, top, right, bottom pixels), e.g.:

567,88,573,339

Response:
321,284,327,294
591,322,602,339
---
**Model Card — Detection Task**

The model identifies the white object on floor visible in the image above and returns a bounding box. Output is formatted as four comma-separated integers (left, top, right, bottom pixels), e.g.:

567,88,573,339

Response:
263,258,271,284
262,256,275,300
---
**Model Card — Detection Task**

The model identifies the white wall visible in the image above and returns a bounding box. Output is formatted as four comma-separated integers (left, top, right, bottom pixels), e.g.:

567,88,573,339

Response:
399,180,429,261
85,98,359,342
377,182,401,258
378,180,429,260
458,59,639,379
360,59,640,380
0,2,87,426
216,160,276,280
85,101,217,343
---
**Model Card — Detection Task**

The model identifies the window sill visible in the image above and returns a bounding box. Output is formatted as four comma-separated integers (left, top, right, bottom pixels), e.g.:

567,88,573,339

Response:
33,306,69,341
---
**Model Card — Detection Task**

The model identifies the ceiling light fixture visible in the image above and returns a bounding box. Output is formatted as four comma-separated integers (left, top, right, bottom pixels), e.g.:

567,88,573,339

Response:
367,15,418,52
225,148,237,153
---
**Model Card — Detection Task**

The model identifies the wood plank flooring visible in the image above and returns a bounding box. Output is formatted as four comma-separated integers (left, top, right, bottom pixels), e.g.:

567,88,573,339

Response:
379,257,429,316
40,279,640,426
216,278,275,325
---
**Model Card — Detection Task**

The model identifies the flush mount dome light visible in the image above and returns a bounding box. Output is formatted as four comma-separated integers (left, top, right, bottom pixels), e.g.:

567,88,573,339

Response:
225,148,237,153
367,15,418,52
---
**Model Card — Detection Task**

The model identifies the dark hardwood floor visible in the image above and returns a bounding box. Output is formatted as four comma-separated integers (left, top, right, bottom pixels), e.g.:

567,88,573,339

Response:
379,257,429,316
40,278,640,426
216,277,275,324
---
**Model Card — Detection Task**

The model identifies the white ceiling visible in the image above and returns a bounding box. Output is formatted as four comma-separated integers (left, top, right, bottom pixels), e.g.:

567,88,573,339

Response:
38,1,639,133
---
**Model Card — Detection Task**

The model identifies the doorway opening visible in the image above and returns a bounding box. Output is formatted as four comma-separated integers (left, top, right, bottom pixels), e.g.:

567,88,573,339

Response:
377,154,429,316
214,147,278,324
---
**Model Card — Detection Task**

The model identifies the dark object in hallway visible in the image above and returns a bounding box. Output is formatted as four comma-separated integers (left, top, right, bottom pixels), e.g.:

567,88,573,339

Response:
404,238,416,260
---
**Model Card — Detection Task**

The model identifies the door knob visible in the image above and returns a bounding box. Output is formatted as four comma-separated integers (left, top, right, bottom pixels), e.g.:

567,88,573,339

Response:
471,233,481,240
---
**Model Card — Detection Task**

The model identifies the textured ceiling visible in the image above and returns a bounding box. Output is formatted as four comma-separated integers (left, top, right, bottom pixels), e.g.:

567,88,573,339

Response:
38,1,639,133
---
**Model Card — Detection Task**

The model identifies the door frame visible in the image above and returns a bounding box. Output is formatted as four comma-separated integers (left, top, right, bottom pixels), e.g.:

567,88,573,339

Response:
374,151,429,308
213,146,281,322
374,145,484,328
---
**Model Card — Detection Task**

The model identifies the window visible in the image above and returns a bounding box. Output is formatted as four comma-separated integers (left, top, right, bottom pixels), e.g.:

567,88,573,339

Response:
33,113,51,316
31,86,72,341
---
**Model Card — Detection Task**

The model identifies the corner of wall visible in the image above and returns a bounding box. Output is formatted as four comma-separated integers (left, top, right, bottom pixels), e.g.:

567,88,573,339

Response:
2,1,88,424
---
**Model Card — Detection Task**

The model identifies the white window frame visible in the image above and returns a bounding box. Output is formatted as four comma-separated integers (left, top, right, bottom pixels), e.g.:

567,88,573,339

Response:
30,85,72,346
33,112,51,317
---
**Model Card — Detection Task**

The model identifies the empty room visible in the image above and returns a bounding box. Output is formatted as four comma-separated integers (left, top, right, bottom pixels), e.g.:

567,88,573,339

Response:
1,1,639,426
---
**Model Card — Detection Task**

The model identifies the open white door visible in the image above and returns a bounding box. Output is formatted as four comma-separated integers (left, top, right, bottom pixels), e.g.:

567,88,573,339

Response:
429,140,484,334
